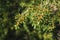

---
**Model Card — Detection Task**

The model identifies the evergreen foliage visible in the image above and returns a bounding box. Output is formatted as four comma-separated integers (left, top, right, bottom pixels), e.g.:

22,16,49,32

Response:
0,0,60,40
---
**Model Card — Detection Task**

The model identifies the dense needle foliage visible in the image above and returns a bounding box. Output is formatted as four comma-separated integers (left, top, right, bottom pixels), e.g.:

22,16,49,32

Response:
0,0,60,40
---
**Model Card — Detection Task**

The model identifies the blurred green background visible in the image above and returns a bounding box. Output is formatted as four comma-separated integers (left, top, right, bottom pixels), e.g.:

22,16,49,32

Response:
0,0,60,40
